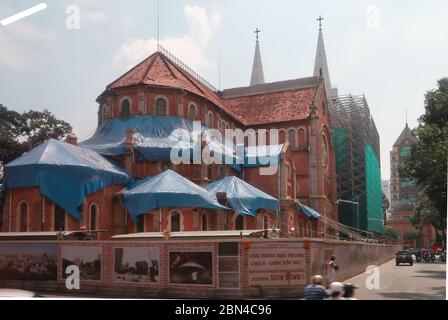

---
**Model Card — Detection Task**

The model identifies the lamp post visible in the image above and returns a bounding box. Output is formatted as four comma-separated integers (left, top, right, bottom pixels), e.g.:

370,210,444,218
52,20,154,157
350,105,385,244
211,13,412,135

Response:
337,198,360,232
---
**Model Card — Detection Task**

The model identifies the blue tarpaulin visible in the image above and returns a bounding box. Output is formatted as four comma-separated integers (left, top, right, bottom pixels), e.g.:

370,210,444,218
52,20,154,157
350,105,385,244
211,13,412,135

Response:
299,204,322,219
123,169,230,221
207,176,279,216
3,139,131,220
81,116,242,165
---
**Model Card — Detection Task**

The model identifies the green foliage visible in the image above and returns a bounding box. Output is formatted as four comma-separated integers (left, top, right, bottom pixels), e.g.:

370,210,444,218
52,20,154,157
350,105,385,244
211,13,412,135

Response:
384,226,400,241
403,230,422,241
0,105,72,165
382,192,390,223
400,77,448,243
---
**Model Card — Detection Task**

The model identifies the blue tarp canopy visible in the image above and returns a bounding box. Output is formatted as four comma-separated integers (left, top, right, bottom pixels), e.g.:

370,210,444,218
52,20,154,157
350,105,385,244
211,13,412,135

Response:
123,169,230,221
3,139,131,220
299,204,322,219
81,116,242,166
207,176,279,216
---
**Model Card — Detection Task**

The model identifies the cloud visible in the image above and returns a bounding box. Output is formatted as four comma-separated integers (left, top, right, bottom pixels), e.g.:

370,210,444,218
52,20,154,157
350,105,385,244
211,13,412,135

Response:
0,33,44,69
4,21,57,42
114,4,221,76
82,11,109,24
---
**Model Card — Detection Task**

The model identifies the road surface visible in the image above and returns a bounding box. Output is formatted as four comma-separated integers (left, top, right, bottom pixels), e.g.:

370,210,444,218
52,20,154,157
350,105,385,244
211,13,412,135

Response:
346,257,446,300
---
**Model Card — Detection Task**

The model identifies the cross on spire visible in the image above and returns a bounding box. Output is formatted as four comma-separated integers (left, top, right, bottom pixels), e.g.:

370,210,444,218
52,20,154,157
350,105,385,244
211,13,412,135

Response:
317,15,324,29
254,28,261,41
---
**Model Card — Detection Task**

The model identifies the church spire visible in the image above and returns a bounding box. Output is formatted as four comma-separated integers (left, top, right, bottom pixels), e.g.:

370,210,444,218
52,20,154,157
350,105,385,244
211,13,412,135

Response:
313,16,337,100
250,28,265,86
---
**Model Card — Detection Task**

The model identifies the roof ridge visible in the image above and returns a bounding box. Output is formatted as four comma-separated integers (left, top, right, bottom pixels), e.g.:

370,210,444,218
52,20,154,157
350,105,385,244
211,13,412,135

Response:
106,52,157,90
160,51,207,96
158,52,180,80
140,52,159,83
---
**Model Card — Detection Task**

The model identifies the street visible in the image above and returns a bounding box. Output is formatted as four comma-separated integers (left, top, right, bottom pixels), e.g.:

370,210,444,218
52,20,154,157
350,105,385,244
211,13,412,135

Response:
346,257,446,300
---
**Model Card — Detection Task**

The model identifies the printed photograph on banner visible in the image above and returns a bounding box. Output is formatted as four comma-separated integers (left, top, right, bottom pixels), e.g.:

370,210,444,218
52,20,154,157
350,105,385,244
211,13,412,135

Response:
0,243,57,281
61,246,102,281
169,251,213,285
114,246,160,284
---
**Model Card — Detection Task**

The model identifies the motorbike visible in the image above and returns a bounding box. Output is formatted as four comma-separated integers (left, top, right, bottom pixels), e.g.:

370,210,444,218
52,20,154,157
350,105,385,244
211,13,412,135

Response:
440,252,446,263
415,252,422,263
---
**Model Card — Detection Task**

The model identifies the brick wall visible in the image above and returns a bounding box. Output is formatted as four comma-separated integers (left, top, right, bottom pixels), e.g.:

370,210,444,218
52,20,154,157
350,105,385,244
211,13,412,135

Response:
0,239,399,299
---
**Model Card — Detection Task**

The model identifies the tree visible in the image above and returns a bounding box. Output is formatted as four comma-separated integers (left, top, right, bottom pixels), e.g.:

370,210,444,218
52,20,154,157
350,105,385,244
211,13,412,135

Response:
0,105,72,165
0,104,24,164
384,226,399,242
382,192,390,226
409,192,442,234
19,109,73,150
401,78,448,245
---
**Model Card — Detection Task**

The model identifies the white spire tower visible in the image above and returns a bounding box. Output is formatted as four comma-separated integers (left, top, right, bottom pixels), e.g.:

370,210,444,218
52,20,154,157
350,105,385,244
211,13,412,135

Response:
250,28,265,86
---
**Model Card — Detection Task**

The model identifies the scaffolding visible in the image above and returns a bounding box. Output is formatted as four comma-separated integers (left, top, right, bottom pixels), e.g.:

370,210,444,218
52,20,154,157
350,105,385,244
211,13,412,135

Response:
330,94,382,234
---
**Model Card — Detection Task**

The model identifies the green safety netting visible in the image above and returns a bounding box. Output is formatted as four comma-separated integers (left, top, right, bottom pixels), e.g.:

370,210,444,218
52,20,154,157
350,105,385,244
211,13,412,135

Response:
365,144,383,234
332,127,346,173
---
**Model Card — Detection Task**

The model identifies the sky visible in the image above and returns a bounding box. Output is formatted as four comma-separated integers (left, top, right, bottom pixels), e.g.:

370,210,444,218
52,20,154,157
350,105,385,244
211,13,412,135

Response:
0,0,447,180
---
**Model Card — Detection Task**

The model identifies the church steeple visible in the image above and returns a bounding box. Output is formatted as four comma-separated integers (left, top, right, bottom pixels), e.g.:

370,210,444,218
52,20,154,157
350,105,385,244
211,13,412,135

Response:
250,28,265,86
313,16,337,100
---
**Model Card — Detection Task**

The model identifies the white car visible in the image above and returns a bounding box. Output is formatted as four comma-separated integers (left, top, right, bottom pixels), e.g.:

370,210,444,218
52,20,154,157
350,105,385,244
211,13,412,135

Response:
0,289,40,298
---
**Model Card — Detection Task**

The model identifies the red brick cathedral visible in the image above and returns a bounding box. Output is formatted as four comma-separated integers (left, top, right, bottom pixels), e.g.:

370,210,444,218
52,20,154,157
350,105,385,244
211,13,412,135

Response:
1,27,338,240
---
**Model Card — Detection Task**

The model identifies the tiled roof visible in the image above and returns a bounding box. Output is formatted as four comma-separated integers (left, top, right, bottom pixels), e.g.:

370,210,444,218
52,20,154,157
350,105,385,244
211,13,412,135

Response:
222,86,317,125
105,52,238,119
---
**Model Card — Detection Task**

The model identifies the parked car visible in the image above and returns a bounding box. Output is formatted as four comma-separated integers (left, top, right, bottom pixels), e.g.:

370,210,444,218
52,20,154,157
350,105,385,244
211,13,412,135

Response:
396,250,413,266
0,289,41,298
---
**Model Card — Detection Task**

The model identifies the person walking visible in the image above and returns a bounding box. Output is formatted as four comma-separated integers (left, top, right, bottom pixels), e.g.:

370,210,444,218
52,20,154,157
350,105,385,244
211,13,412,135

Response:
327,255,339,286
304,275,327,300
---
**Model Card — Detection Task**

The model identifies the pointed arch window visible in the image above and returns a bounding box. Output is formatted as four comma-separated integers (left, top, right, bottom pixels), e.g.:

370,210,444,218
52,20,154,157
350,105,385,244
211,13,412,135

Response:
121,99,131,118
90,203,99,231
207,112,214,128
202,213,208,231
54,205,65,231
136,215,145,233
18,202,28,232
155,98,167,116
188,104,197,121
170,211,181,232
288,129,296,148
235,215,244,230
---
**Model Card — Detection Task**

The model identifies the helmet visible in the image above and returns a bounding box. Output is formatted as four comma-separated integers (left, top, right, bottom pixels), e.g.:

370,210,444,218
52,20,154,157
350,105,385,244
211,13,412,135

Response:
343,283,357,297
330,282,344,293
311,275,324,285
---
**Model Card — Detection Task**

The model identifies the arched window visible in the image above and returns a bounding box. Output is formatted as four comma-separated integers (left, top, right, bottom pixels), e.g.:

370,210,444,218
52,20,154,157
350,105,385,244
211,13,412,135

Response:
121,99,131,118
263,215,269,230
155,98,167,116
218,165,227,178
188,104,197,121
235,215,244,230
288,129,296,148
207,112,214,128
321,133,329,168
170,211,181,232
136,215,145,233
202,213,208,231
298,129,306,148
90,203,98,231
18,202,28,232
54,205,65,231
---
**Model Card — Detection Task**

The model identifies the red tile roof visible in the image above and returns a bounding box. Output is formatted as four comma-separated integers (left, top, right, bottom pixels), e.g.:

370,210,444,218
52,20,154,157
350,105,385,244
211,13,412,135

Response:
106,52,239,119
222,87,317,125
